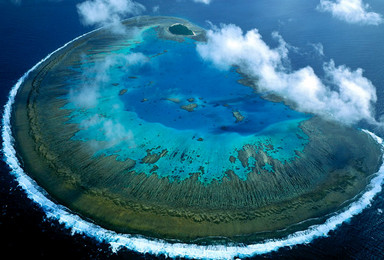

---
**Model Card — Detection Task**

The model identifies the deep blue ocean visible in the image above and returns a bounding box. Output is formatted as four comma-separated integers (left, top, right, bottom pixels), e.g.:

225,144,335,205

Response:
1,0,384,258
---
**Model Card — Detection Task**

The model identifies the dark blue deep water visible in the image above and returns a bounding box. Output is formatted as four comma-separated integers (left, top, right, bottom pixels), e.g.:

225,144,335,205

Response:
1,0,384,258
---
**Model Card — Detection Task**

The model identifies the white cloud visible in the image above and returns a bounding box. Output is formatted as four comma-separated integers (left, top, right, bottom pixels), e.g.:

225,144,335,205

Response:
70,52,147,148
311,43,324,56
193,0,212,4
70,52,148,109
77,0,145,33
197,24,377,125
69,84,100,109
152,5,160,13
79,114,136,149
317,0,383,25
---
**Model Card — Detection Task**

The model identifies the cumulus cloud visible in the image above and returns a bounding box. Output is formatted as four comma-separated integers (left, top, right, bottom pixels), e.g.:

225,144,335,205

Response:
69,52,147,148
317,0,383,25
79,114,136,148
311,43,324,56
77,0,145,33
197,24,377,125
152,5,160,13
193,0,212,4
70,52,148,109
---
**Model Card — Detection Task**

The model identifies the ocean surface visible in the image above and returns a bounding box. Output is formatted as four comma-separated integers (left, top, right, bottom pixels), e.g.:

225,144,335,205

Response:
1,0,384,258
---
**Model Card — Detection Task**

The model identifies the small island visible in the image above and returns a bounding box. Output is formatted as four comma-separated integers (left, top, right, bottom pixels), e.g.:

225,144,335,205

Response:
119,89,127,95
165,97,181,103
181,103,198,112
169,23,194,36
233,111,245,122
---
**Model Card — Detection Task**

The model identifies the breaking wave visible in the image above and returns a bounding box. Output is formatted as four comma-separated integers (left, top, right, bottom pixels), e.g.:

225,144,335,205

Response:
2,31,384,259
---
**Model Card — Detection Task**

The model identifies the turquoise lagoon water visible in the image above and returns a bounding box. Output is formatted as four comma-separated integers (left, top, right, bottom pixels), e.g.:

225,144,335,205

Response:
63,27,310,183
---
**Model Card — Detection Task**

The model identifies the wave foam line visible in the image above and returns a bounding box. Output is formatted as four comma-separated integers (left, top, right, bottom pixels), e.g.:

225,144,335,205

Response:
2,33,384,259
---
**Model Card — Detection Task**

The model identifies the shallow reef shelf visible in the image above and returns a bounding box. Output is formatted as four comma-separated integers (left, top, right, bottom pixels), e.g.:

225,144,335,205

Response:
11,16,383,243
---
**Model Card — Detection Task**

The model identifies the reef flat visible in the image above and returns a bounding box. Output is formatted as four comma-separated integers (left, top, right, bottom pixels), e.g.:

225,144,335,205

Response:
12,16,383,243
